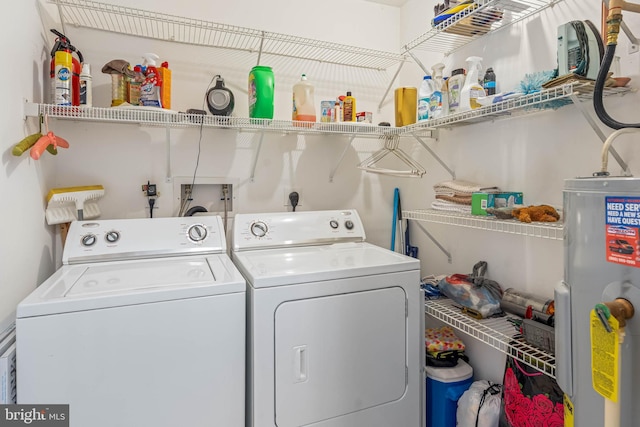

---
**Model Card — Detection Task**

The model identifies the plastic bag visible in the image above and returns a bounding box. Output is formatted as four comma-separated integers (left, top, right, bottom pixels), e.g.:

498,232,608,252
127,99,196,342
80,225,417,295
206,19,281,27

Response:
457,380,502,427
438,261,503,318
499,356,564,427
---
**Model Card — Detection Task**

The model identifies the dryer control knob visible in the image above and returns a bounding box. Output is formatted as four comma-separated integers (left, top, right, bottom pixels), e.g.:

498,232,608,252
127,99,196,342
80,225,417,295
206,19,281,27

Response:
81,234,97,247
187,224,208,242
345,220,354,230
330,220,339,229
250,221,268,238
105,231,120,243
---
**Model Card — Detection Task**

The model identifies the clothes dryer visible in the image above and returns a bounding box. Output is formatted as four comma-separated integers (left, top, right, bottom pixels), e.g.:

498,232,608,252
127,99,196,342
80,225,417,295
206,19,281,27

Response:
232,210,424,427
17,216,246,427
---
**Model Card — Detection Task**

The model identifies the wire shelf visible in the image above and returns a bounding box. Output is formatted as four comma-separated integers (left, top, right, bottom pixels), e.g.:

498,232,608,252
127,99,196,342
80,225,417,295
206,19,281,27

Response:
50,0,406,71
403,0,561,55
404,209,564,240
425,298,556,377
26,103,421,138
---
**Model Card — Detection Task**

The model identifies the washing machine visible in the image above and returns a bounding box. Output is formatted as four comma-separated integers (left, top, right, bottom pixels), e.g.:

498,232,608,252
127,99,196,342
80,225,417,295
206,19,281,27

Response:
232,210,424,427
17,216,246,427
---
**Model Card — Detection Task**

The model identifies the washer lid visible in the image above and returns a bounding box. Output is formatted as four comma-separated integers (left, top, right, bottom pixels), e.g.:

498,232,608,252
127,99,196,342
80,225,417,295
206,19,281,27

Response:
233,242,419,288
17,255,245,318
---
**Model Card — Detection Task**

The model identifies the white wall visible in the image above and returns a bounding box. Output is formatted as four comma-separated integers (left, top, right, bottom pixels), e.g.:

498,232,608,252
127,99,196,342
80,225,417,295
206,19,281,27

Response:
0,2,60,330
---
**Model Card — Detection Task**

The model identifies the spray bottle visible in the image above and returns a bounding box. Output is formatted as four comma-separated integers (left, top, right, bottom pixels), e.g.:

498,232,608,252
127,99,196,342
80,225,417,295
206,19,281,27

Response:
459,56,484,112
430,63,447,118
140,53,163,108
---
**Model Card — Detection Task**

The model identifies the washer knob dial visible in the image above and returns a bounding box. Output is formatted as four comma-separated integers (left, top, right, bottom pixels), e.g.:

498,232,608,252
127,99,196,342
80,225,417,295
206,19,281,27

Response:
105,231,120,243
81,234,97,247
250,221,268,238
187,224,208,242
345,220,354,230
329,220,339,229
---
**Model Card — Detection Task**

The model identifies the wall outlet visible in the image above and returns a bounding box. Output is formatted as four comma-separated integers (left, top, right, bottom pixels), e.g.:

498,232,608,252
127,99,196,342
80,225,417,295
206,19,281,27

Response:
284,188,303,207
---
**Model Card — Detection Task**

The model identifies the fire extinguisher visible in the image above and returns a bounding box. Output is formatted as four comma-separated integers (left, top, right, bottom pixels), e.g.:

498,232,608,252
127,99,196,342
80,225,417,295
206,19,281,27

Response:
50,29,83,106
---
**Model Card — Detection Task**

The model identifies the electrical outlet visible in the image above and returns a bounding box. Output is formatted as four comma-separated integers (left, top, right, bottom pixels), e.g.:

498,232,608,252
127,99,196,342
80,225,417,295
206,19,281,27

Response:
284,188,303,207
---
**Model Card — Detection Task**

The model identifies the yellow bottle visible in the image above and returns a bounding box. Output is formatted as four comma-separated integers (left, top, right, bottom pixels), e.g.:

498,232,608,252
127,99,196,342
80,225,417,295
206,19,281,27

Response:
159,61,172,109
342,91,356,122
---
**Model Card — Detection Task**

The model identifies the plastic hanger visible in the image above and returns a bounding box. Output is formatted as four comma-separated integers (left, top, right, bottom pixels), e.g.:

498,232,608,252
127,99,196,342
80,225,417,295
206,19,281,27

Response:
358,135,426,177
30,114,70,160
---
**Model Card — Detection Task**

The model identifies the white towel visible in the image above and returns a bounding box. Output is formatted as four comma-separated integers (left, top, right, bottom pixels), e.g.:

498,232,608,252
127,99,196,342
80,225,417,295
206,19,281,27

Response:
431,200,472,214
433,179,499,196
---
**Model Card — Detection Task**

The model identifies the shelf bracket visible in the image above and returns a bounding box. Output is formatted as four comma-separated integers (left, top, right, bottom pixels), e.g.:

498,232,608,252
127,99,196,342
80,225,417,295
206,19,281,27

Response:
412,134,456,179
378,61,406,113
569,93,632,176
413,221,452,264
250,132,265,183
329,135,357,183
406,50,429,76
165,125,172,183
256,31,265,66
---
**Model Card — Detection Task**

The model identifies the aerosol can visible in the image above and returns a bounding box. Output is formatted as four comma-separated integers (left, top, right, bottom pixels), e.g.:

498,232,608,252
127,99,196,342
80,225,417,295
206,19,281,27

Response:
49,29,83,106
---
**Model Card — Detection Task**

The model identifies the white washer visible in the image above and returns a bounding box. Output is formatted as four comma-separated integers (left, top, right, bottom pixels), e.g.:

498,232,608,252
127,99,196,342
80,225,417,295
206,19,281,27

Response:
17,216,246,427
232,210,424,427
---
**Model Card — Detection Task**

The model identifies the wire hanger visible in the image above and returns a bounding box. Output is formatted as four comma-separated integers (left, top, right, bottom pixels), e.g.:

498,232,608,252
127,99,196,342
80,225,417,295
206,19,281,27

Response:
358,135,426,178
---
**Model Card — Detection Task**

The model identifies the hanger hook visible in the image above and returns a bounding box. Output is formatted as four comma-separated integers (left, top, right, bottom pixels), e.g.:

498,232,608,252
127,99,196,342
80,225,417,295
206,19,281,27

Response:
44,113,50,134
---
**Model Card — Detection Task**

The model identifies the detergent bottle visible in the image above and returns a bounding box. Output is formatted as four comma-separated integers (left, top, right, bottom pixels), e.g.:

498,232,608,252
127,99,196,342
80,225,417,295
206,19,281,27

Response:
249,65,275,119
447,68,465,114
430,63,447,118
342,91,356,122
292,74,316,122
459,56,484,112
418,75,434,122
159,61,172,109
140,53,162,108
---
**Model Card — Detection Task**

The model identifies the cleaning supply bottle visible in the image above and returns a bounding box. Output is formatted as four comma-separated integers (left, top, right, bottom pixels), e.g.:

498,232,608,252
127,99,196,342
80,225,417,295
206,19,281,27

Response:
127,65,144,106
459,56,484,112
342,91,356,122
447,68,465,114
292,74,316,122
159,61,172,109
418,75,434,122
483,67,496,95
249,65,275,119
140,53,163,108
442,77,449,116
333,99,342,123
79,63,92,107
430,63,447,119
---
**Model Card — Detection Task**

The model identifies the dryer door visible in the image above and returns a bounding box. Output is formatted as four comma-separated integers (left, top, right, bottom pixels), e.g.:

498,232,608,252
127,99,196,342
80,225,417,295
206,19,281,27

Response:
274,287,407,426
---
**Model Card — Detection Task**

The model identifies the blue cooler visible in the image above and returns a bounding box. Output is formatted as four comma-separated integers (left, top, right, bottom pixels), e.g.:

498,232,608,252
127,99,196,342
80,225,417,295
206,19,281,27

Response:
426,359,473,427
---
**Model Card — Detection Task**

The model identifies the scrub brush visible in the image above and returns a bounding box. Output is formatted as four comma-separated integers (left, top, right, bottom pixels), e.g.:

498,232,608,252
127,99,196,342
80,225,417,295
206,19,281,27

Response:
45,185,105,225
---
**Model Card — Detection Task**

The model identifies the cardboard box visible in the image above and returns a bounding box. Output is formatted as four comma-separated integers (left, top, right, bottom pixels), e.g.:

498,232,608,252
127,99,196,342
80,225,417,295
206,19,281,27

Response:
472,192,523,216
356,111,373,123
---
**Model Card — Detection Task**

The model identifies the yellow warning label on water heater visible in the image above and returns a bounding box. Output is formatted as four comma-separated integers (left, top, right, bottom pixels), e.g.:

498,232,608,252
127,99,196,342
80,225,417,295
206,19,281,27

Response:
590,309,619,402
563,394,574,427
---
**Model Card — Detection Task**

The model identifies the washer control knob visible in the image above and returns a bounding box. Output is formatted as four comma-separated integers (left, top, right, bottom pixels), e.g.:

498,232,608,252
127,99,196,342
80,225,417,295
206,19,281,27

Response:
250,221,268,238
105,231,120,243
187,224,208,242
329,220,339,229
81,234,97,247
345,220,354,230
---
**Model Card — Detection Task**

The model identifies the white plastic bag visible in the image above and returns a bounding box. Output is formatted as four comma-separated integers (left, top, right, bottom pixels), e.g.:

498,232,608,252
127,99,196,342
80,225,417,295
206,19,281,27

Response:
456,380,502,427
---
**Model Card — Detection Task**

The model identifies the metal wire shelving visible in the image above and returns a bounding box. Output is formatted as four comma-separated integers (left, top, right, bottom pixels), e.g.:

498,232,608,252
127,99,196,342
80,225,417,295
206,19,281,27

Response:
49,0,406,71
403,0,562,55
403,209,564,240
425,298,556,377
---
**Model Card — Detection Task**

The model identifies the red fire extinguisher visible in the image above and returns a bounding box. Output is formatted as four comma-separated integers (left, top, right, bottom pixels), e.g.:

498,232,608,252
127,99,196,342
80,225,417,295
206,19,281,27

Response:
50,29,83,106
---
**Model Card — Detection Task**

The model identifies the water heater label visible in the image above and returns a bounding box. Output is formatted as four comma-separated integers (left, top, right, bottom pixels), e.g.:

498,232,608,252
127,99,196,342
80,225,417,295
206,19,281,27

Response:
605,196,640,267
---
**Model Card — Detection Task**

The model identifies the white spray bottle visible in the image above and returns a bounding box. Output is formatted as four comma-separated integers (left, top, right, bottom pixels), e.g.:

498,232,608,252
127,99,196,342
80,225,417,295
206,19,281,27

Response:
430,63,447,118
140,53,163,108
459,56,484,112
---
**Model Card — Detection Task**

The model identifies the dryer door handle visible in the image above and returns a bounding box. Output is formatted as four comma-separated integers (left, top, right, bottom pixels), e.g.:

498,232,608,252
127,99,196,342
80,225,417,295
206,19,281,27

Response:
294,345,308,383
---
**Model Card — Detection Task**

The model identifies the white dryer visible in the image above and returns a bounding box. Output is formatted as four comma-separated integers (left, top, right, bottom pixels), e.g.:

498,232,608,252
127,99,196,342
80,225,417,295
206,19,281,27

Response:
17,216,246,427
232,210,424,427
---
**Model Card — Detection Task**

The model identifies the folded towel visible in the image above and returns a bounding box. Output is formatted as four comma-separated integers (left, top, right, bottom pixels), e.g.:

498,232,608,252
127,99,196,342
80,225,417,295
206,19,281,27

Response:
436,194,473,205
434,179,499,196
431,200,472,214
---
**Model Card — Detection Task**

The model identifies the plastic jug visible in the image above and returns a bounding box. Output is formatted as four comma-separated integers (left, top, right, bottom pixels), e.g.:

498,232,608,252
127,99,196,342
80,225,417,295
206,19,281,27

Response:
292,74,316,122
418,76,434,122
459,56,484,112
394,87,417,127
249,65,275,119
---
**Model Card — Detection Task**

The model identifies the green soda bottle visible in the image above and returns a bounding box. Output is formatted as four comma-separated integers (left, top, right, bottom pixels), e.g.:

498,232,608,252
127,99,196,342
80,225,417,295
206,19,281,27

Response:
249,65,274,119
